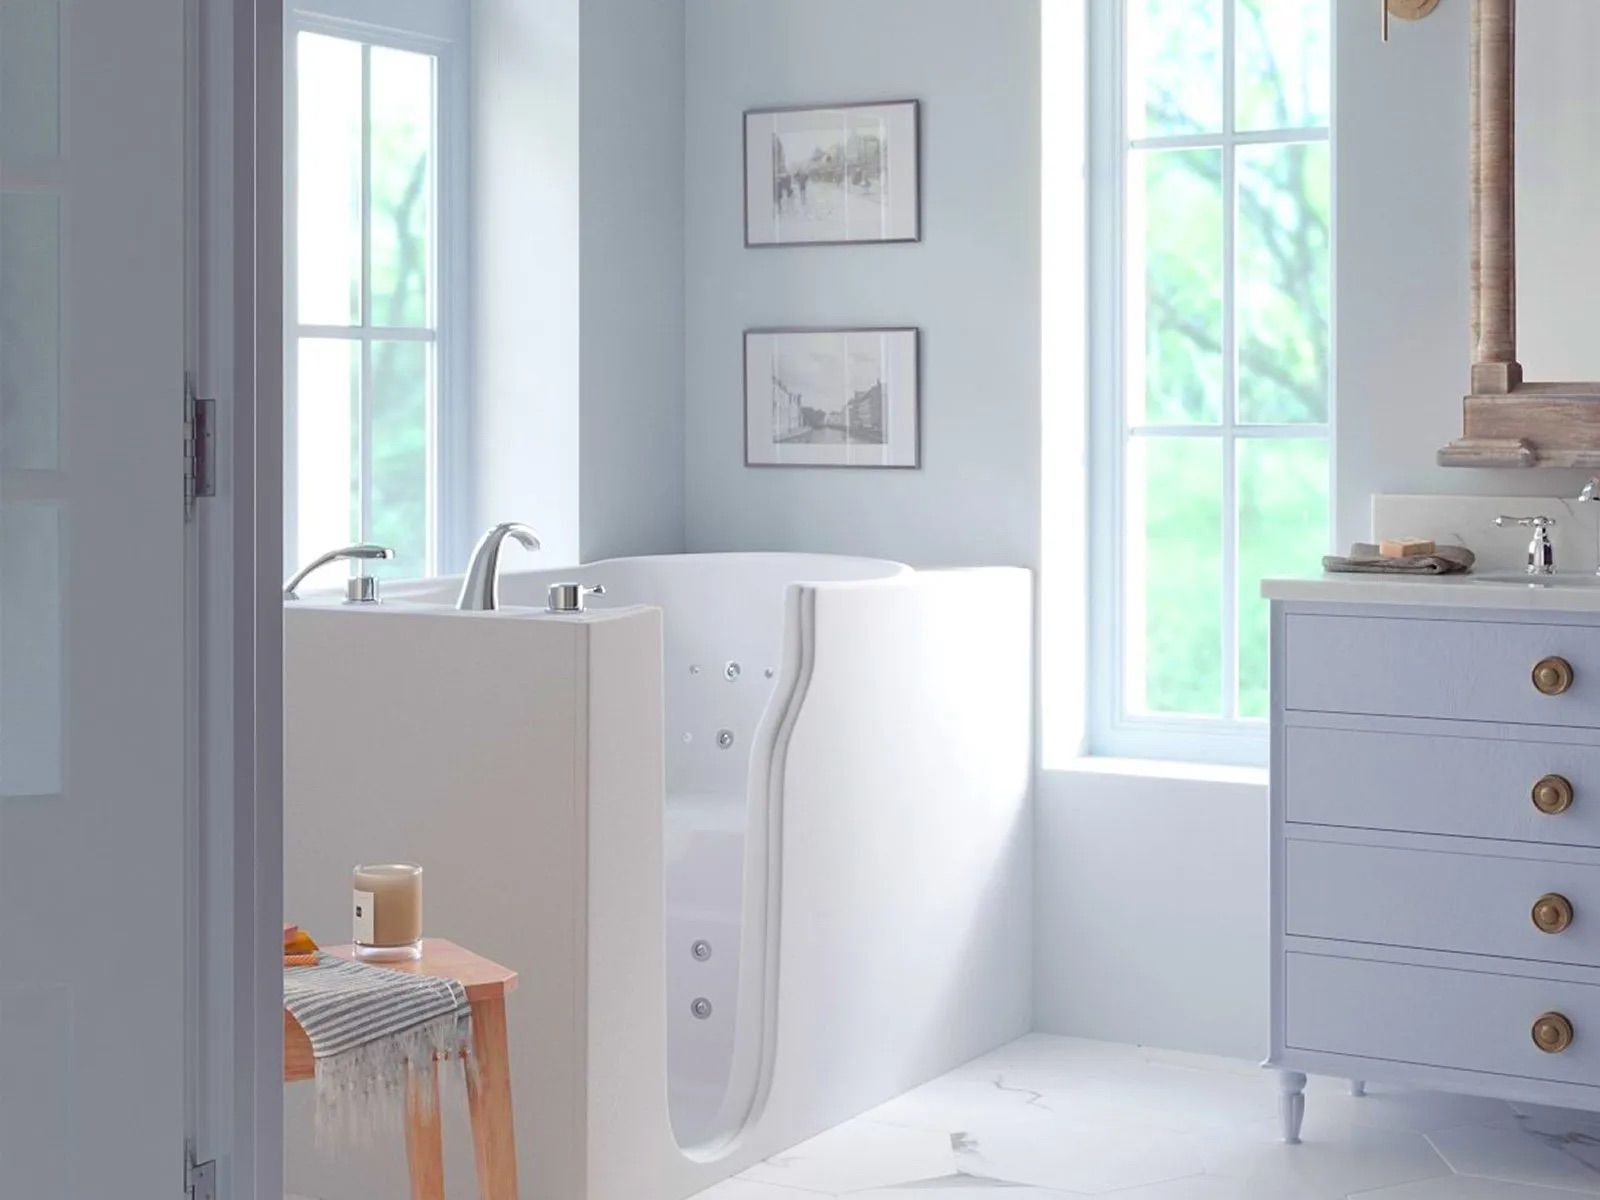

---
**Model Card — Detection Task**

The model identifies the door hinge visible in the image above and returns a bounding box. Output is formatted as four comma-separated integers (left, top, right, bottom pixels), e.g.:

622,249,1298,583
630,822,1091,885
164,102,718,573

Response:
184,372,216,519
185,1142,216,1200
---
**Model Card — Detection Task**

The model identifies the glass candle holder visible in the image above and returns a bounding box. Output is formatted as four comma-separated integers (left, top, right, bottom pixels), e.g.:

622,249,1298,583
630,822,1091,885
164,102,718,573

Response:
352,863,423,961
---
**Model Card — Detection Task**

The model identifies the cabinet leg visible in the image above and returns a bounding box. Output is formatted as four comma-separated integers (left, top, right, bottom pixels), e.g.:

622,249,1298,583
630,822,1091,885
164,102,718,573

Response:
1278,1071,1307,1144
1349,1079,1366,1098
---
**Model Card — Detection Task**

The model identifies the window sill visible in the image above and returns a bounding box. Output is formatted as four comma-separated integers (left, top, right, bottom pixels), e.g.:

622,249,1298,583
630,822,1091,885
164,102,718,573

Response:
1045,755,1268,789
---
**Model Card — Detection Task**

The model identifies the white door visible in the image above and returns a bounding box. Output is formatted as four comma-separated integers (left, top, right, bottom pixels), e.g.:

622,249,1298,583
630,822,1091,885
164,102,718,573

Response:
0,2,192,1197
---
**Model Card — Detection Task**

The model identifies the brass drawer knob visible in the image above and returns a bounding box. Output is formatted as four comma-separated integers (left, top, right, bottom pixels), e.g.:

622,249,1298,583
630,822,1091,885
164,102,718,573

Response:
1534,657,1575,695
1533,774,1575,815
1533,893,1575,934
1533,1011,1575,1053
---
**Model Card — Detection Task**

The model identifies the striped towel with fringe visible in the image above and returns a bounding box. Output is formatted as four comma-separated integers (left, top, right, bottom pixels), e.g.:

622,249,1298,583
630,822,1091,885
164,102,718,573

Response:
284,953,473,1143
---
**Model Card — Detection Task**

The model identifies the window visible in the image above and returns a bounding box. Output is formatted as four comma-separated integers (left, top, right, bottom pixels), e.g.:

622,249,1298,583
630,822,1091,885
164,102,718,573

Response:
285,3,466,582
1091,0,1331,763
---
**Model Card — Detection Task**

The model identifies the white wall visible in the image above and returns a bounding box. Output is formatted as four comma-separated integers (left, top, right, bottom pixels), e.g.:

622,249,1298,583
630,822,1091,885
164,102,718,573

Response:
1034,765,1269,1060
682,0,1042,570
471,0,582,565
472,0,686,569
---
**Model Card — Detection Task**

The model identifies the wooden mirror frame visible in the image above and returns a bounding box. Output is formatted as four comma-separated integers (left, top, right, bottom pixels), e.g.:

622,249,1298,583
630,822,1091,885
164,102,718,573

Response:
1439,0,1600,467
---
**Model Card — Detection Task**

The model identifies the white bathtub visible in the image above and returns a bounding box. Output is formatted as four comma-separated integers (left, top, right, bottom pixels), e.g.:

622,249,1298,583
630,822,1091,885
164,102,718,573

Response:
286,552,1033,1198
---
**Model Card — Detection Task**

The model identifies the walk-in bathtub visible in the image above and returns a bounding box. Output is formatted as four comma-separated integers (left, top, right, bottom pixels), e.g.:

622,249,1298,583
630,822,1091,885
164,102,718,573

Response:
285,553,1032,1198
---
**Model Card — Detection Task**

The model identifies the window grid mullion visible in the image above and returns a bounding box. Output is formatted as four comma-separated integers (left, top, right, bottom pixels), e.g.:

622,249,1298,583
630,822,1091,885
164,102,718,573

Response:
1111,0,1132,742
285,27,301,573
296,324,438,342
1129,423,1329,438
424,57,441,577
1220,0,1239,724
358,42,374,547
1130,126,1328,153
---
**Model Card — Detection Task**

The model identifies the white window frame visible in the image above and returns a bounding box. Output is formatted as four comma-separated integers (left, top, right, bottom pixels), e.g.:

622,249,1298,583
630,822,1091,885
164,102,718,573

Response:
1088,0,1334,766
283,0,470,579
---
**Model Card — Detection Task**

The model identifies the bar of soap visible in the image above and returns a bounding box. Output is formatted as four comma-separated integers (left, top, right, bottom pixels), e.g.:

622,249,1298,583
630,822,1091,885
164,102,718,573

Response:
1379,537,1436,559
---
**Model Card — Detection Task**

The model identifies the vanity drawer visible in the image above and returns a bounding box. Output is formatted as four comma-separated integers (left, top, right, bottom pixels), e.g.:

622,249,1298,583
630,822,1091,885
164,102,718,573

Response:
1285,725,1600,846
1284,613,1600,726
1286,952,1600,1088
1286,839,1600,966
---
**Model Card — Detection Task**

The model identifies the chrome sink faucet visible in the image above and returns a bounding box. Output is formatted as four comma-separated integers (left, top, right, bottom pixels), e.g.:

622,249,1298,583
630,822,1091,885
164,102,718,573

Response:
1495,515,1557,576
457,522,541,611
1579,478,1600,576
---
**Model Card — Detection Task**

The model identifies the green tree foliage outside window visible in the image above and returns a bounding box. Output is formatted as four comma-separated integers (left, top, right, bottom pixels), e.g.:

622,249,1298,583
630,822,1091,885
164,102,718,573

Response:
1124,0,1330,727
367,45,432,582
293,35,435,584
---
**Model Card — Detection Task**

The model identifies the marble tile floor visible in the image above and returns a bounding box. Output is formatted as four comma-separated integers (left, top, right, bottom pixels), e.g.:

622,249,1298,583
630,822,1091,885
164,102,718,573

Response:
688,1034,1600,1200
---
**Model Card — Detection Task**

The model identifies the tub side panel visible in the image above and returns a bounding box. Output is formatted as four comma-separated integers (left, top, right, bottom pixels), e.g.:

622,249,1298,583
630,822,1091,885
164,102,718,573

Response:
582,608,685,1197
283,607,590,1200
764,567,1035,1142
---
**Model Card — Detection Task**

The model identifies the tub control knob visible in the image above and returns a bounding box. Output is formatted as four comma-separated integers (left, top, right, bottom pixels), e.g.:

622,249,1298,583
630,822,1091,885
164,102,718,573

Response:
546,582,606,614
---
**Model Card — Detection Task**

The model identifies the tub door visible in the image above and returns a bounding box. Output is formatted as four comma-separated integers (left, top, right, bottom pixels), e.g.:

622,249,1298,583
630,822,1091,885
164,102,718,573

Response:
0,2,193,1196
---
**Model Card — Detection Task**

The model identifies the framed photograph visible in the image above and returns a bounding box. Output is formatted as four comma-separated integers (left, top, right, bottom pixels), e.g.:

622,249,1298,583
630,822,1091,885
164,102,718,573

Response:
744,327,920,468
744,100,920,247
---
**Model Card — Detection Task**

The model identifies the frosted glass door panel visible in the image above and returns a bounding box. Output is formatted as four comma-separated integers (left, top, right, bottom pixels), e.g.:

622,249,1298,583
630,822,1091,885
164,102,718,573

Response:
0,1,189,1194
0,192,60,469
0,0,60,159
0,985,69,1200
0,504,60,797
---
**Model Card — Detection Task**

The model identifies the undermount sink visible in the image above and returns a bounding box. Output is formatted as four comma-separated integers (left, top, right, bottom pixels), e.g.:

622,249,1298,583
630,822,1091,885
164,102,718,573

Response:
1472,571,1600,587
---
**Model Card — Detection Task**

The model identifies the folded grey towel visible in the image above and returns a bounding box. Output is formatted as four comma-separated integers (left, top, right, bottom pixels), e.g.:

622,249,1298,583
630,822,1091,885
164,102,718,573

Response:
285,953,472,1143
1322,543,1475,575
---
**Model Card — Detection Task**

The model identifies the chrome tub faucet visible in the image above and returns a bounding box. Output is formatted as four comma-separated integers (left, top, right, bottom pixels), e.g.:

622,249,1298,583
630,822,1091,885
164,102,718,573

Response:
458,522,542,611
283,543,395,602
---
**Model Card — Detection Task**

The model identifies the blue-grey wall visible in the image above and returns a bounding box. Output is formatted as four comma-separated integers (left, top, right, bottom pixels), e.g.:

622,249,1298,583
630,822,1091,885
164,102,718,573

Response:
683,0,1043,570
579,0,687,562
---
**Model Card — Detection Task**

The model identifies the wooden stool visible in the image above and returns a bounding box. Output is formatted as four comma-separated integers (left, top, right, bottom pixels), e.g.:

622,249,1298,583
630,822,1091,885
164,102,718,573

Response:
285,938,519,1200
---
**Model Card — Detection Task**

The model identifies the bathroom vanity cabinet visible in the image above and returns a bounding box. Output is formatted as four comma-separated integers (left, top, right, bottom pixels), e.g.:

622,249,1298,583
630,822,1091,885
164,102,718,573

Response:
1265,577,1600,1141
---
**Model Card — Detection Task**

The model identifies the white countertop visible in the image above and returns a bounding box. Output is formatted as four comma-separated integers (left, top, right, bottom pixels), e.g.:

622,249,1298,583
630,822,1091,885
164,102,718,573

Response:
1262,572,1600,613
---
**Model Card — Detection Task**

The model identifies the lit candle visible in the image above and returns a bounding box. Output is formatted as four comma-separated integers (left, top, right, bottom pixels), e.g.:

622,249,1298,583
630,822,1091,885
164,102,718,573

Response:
352,863,424,961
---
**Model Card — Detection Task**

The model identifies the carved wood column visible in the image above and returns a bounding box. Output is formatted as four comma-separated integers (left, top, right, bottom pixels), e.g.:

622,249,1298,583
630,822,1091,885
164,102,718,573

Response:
1471,0,1521,393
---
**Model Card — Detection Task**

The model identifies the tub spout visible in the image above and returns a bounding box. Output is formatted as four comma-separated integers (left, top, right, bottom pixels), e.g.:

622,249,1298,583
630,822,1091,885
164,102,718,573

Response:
457,522,541,611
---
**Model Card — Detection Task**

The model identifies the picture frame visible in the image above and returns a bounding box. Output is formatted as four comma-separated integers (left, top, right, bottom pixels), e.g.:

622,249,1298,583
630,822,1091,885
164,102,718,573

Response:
744,327,921,469
743,100,921,247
